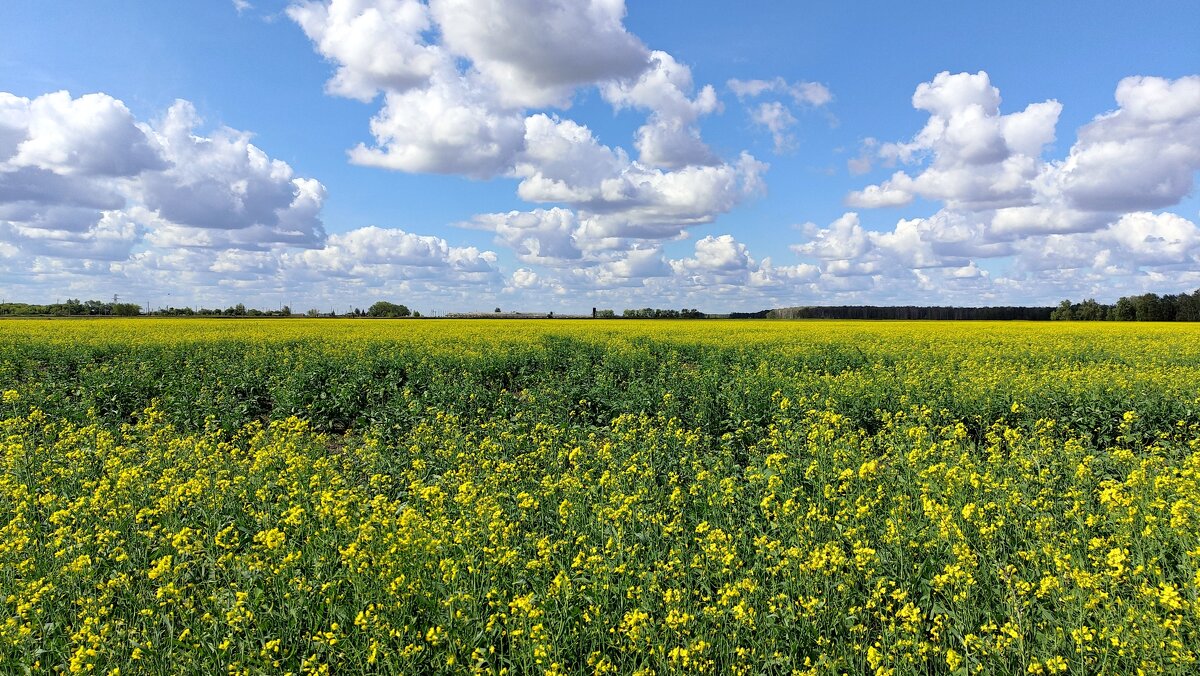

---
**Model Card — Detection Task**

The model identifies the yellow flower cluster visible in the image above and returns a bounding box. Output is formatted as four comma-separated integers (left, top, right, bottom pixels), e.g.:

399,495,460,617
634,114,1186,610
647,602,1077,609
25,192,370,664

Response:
1,318,1199,673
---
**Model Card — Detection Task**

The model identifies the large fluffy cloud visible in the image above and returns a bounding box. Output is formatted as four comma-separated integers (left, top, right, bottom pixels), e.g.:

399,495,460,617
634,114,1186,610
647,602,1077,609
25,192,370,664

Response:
1054,75,1200,212
0,90,504,309
602,51,720,169
462,207,583,266
285,225,499,280
347,73,527,177
0,91,328,260
289,0,654,176
3,91,164,177
847,71,1062,210
797,72,1200,304
141,101,327,248
290,0,767,253
430,0,649,108
286,0,445,101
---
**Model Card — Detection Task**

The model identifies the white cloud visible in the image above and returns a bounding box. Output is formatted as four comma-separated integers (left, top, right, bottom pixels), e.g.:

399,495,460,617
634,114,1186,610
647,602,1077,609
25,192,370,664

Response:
287,0,654,179
0,208,143,261
727,77,832,155
4,91,163,177
750,102,797,153
463,207,583,265
348,73,526,177
824,71,1200,304
793,212,871,261
858,72,1199,226
688,234,753,272
0,91,329,269
845,172,914,207
430,0,649,108
285,225,499,281
509,267,542,289
568,152,767,244
602,51,719,168
140,101,327,248
289,0,764,255
515,114,628,203
1099,211,1200,268
514,113,766,245
856,71,1062,210
728,77,832,106
287,0,445,101
1053,75,1200,212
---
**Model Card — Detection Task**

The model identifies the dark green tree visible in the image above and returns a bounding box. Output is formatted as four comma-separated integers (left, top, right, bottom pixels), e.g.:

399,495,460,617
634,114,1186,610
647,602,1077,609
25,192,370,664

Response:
368,301,411,318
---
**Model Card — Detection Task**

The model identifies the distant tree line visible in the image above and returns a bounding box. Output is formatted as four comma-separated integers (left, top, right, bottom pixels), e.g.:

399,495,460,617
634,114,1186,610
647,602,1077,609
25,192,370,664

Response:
0,299,143,317
766,305,1055,320
157,304,293,317
621,308,706,319
1050,289,1200,321
0,298,439,319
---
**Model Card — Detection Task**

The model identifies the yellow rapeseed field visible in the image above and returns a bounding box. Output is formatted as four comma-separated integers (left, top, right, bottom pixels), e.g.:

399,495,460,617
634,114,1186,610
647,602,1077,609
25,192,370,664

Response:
2,319,1199,674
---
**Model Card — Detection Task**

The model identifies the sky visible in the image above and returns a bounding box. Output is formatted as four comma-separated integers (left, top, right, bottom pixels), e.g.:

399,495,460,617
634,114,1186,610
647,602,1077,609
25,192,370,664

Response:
1,1,1198,314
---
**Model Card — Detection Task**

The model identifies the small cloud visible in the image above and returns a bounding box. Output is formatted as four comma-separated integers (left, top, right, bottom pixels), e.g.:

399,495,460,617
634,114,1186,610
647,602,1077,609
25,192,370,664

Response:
750,101,798,153
847,138,878,175
232,0,252,14
727,77,833,107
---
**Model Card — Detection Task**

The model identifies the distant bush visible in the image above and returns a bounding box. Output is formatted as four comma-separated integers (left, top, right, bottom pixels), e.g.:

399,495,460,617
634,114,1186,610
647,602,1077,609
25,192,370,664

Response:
367,301,411,318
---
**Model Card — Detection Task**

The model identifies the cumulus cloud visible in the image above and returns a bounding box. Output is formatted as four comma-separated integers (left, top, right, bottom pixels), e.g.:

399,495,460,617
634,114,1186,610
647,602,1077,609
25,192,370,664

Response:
288,0,766,260
1097,211,1200,269
0,89,512,308
513,114,766,245
348,73,526,177
1054,75,1200,212
287,0,445,101
854,71,1062,210
1,92,329,259
845,172,914,208
566,152,768,244
288,0,654,178
602,51,720,168
431,0,649,108
463,207,583,265
502,231,826,307
285,225,499,280
4,91,163,177
509,267,542,289
140,101,327,248
802,71,1200,304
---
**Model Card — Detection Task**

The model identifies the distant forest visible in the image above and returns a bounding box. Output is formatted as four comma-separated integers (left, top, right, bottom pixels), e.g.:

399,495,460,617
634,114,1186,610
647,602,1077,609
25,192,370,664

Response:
763,306,1054,320
1050,289,1200,321
4,290,1200,321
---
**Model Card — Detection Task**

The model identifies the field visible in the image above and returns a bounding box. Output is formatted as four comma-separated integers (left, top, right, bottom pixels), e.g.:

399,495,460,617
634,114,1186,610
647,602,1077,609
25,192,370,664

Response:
2,319,1200,674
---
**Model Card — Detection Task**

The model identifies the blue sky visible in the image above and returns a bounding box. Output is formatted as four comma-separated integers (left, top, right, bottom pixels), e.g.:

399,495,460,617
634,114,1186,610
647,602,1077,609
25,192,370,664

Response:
1,1,1198,312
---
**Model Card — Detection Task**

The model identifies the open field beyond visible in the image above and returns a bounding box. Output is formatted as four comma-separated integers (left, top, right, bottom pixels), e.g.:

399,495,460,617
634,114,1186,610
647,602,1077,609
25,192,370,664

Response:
2,319,1200,674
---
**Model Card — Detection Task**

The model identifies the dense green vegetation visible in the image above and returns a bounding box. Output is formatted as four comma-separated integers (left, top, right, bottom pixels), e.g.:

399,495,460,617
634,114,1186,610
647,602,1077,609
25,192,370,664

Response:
2,320,1200,674
1051,288,1200,321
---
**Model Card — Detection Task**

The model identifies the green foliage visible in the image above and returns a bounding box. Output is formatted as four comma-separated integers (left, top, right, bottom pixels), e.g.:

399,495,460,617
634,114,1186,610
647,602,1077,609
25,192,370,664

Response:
3,320,1200,673
1053,288,1200,321
367,301,411,318
621,307,705,318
